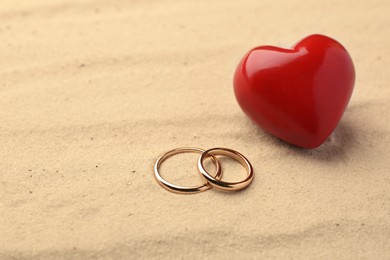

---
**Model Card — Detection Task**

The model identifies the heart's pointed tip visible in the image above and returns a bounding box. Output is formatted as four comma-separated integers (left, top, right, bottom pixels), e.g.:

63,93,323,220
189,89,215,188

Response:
279,135,327,149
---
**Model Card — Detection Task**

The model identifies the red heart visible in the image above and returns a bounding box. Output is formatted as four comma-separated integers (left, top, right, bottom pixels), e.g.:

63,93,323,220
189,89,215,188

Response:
233,34,355,148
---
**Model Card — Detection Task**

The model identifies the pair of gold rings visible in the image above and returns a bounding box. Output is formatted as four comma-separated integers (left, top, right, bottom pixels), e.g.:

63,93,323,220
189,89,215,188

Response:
154,147,254,194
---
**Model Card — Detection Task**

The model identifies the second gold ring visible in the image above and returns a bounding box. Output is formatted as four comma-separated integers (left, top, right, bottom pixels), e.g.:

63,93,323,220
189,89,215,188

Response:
197,147,254,192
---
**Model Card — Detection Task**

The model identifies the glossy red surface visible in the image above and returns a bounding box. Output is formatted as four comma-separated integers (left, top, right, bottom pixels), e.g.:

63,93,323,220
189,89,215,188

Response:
234,34,355,148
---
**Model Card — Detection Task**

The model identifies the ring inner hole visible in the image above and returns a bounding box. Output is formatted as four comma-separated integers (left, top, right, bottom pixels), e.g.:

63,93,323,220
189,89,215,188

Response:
160,152,215,186
202,156,218,177
215,156,247,182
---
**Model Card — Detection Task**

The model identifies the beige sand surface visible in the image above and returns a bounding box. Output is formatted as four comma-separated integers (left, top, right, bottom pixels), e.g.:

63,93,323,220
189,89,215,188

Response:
1,0,389,259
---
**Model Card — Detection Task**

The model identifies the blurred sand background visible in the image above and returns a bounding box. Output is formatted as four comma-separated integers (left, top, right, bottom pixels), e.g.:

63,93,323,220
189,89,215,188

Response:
0,0,389,259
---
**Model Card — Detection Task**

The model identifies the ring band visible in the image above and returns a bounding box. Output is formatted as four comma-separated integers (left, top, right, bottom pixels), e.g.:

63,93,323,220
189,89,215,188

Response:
154,147,222,194
197,147,254,191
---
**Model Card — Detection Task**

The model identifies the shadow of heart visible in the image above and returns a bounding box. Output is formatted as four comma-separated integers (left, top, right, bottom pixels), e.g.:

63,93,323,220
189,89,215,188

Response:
242,114,359,163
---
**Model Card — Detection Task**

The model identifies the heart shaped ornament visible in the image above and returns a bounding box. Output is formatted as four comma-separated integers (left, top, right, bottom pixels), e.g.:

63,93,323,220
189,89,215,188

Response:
234,34,355,148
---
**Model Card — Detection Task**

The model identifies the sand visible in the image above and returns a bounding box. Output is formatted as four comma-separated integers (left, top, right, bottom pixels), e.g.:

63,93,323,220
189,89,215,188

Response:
0,0,389,259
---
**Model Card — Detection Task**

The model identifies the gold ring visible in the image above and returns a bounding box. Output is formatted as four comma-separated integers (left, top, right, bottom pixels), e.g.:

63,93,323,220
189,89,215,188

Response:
154,147,222,194
197,147,254,191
